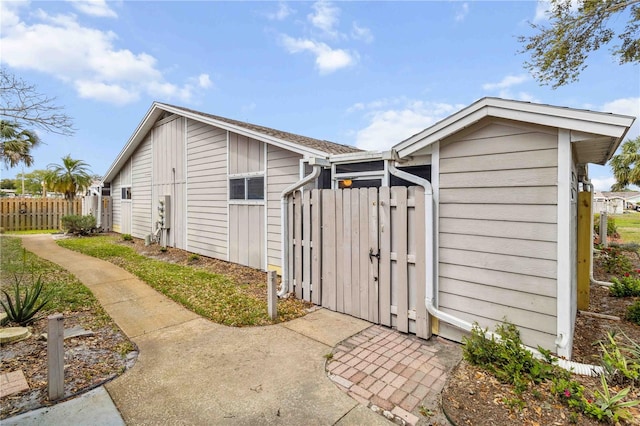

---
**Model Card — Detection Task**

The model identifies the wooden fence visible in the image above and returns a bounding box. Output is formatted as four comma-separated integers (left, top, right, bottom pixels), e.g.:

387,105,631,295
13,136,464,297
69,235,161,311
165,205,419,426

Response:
0,197,81,232
289,186,429,339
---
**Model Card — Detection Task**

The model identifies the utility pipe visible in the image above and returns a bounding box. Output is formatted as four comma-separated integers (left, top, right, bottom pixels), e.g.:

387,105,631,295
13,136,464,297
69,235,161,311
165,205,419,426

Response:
279,160,326,297
387,156,602,376
586,180,615,287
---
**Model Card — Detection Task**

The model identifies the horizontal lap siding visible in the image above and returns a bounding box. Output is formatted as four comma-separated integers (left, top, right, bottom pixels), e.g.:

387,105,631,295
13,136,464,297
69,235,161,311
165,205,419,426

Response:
131,135,152,238
267,146,302,268
438,122,558,350
186,120,228,260
112,173,121,232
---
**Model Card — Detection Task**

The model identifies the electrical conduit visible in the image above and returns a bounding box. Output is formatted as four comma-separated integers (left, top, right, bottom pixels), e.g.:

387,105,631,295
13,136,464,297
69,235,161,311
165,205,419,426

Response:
387,158,602,376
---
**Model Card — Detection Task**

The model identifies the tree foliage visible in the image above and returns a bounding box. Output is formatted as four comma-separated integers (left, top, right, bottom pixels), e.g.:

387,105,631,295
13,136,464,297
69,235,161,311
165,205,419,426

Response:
44,155,93,207
520,0,640,88
610,136,640,191
0,120,41,169
15,169,49,196
0,68,74,136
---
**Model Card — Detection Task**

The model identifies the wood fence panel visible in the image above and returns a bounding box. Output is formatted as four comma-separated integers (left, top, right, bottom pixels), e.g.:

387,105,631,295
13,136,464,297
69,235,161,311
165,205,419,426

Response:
368,187,379,324
0,198,81,232
414,189,430,339
358,189,370,320
321,190,336,310
311,190,321,305
393,187,409,333
335,191,344,313
342,190,353,315
379,187,392,326
302,190,311,301
350,191,361,317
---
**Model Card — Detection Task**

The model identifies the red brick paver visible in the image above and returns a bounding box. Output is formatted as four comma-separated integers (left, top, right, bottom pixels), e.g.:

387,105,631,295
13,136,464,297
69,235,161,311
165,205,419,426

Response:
325,325,461,426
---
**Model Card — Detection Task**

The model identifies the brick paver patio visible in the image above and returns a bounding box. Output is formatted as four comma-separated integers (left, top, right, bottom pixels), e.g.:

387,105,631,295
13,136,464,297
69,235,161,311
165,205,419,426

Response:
326,325,461,425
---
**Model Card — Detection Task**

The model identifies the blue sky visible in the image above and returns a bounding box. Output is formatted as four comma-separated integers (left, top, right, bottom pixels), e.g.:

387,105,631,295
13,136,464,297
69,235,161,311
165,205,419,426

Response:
1,0,638,191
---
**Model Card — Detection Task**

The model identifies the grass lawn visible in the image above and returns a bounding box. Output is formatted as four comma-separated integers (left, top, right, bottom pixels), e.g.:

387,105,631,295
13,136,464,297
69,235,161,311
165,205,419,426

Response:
57,235,309,326
0,236,110,325
610,212,640,244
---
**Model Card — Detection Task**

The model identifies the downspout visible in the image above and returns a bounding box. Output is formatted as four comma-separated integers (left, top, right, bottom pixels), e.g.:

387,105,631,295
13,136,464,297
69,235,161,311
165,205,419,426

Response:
387,153,602,376
279,158,328,297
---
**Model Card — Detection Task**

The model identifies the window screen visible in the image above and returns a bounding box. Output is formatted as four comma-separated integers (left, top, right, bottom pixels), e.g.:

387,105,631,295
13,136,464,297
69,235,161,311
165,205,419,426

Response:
229,176,264,200
247,177,264,200
229,178,245,200
121,187,131,200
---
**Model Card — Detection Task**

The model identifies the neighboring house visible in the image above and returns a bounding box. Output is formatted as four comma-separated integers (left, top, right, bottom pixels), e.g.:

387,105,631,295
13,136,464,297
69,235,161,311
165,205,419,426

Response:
593,192,626,214
102,97,635,359
102,102,359,271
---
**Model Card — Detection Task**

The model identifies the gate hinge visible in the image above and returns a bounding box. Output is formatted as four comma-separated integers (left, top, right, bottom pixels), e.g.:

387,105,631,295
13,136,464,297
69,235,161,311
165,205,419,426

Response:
369,248,380,263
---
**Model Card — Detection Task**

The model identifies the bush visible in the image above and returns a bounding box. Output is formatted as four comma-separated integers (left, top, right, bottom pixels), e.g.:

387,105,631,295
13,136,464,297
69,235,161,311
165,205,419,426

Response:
61,214,97,235
594,214,618,237
627,301,640,325
600,246,633,275
610,273,640,297
122,234,133,241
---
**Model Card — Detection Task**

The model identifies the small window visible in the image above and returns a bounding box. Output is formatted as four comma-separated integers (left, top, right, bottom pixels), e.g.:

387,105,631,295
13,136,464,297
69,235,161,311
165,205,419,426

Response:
121,186,131,200
229,176,264,200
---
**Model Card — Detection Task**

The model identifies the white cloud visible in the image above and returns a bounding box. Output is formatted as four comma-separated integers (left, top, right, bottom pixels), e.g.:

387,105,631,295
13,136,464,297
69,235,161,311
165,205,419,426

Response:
455,3,469,22
591,177,617,192
351,99,461,151
351,22,373,43
308,1,340,37
533,0,550,23
197,74,212,89
482,74,529,91
0,5,211,105
267,1,293,21
281,35,356,74
67,0,117,18
602,97,640,139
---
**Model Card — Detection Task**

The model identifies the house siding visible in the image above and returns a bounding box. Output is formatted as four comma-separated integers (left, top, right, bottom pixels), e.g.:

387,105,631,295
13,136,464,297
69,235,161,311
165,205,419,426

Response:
151,115,186,249
185,119,228,260
131,134,152,238
266,145,303,268
437,121,559,350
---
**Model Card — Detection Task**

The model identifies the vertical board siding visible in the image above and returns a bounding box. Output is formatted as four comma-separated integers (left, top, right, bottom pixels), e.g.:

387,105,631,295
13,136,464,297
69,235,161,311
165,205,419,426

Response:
131,134,152,238
151,115,186,249
186,120,228,260
438,122,559,350
266,145,303,267
112,173,121,232
0,198,81,231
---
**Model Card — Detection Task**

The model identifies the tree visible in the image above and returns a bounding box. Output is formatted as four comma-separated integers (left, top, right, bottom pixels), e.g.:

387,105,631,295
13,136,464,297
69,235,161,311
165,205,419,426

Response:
1,68,74,135
15,170,48,196
519,0,640,88
0,178,16,189
44,155,93,212
0,120,41,168
610,136,640,191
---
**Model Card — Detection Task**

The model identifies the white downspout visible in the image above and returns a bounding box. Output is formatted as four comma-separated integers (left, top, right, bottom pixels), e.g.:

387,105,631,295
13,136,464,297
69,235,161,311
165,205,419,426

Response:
586,180,614,287
279,158,328,297
387,154,602,376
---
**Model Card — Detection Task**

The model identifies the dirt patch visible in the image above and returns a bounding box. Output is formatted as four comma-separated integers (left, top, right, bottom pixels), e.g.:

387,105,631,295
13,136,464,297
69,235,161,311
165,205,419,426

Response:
442,248,640,426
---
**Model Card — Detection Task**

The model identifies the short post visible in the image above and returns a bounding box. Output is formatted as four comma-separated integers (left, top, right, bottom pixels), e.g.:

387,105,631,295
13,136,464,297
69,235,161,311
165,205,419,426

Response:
267,270,278,320
600,212,608,248
47,313,65,401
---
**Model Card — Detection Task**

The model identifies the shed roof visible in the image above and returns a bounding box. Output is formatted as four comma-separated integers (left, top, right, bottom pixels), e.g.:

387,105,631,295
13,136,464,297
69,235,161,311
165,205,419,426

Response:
104,102,360,182
392,97,635,165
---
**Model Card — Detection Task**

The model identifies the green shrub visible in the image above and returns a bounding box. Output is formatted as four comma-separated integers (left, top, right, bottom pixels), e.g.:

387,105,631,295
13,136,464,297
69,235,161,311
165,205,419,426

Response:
610,273,640,297
600,246,633,275
0,273,51,326
627,301,640,325
122,234,133,241
61,214,97,235
594,214,618,237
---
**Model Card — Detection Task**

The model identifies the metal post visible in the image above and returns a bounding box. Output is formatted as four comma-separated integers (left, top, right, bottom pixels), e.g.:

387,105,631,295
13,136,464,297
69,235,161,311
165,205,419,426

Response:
267,270,278,320
47,313,64,401
600,212,608,248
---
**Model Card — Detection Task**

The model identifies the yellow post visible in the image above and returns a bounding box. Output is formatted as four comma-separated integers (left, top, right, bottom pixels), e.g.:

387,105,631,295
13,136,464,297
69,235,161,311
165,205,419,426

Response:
577,191,592,310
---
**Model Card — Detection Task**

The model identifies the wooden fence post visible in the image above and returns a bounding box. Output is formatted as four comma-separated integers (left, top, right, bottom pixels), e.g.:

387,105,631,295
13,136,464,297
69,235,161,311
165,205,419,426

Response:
600,212,608,248
47,313,65,401
267,270,277,320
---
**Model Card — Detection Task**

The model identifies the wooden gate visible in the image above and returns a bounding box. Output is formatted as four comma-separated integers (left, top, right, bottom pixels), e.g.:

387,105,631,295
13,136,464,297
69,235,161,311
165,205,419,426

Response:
289,186,429,338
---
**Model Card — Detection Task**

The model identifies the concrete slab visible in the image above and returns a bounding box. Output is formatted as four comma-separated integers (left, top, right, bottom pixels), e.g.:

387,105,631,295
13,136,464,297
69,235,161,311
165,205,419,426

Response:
335,404,393,425
281,308,372,347
2,386,124,426
87,278,161,304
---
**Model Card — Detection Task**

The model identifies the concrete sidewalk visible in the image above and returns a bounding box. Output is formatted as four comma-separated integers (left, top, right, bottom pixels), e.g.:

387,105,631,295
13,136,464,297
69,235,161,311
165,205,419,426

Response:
16,235,392,425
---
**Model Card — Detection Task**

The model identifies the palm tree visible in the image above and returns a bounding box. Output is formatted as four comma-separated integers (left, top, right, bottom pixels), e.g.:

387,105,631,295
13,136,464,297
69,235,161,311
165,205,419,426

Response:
44,155,93,213
0,120,41,169
610,137,640,191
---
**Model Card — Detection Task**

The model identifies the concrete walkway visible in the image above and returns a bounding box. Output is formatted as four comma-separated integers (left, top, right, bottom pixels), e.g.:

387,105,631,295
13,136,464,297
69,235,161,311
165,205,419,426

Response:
11,234,461,425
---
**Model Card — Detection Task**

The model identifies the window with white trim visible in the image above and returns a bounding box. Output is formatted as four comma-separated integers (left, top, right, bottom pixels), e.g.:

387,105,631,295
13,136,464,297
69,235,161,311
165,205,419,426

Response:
229,176,264,200
121,186,132,200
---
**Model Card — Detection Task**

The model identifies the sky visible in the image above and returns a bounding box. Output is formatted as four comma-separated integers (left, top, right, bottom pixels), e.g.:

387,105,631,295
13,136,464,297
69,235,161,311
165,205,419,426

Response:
1,0,638,191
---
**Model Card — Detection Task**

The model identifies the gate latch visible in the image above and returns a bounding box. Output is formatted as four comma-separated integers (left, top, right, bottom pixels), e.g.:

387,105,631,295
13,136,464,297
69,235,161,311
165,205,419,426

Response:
369,248,380,263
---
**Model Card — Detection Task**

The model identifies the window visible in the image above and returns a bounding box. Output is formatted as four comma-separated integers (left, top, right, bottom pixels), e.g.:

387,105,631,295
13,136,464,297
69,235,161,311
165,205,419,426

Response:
121,186,131,200
229,176,264,200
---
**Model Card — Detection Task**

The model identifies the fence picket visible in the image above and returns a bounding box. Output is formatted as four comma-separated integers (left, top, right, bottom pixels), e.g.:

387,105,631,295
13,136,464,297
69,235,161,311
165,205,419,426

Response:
393,187,409,333
0,198,82,232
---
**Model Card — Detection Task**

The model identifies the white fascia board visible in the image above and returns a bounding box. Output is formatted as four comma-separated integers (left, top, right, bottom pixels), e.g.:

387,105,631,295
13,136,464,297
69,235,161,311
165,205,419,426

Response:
329,151,384,163
103,103,163,182
156,104,331,159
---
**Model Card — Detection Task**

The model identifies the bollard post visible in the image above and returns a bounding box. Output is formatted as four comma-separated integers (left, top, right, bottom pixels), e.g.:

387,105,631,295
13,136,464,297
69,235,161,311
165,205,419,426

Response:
267,270,278,320
600,212,608,248
48,313,65,401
